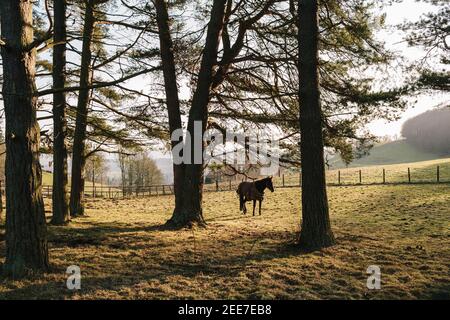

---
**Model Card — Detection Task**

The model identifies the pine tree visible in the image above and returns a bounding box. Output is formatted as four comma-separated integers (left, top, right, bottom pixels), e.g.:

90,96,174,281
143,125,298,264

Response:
297,0,335,250
51,0,70,225
0,0,49,277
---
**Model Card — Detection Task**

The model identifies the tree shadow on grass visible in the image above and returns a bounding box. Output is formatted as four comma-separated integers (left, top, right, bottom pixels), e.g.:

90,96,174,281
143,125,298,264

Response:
0,238,306,299
6,225,441,299
1,219,341,299
47,221,171,247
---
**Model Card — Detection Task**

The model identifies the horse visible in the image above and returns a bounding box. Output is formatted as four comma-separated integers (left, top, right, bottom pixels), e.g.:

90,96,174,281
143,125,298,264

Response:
236,176,274,216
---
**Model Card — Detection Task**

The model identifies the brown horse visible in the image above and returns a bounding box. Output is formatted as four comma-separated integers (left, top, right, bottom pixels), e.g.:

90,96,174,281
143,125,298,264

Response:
236,177,274,216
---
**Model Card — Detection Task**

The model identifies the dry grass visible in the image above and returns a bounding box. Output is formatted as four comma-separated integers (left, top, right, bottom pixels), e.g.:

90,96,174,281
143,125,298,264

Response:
0,184,449,299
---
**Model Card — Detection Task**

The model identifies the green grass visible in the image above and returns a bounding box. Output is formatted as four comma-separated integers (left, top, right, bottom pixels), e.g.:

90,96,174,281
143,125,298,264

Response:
326,158,450,185
42,171,112,188
329,140,448,168
270,157,450,186
41,171,119,197
0,184,449,299
42,172,53,185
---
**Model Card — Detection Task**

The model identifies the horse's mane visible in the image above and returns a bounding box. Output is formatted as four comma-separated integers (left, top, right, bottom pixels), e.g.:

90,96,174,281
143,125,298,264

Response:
254,177,269,193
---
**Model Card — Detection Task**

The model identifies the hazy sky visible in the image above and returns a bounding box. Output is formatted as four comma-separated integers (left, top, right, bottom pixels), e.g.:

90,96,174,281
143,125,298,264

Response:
366,0,449,137
32,0,450,158
174,0,449,138
36,0,448,178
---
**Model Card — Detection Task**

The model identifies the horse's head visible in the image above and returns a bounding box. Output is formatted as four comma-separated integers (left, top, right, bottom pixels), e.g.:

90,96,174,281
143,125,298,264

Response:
266,176,274,192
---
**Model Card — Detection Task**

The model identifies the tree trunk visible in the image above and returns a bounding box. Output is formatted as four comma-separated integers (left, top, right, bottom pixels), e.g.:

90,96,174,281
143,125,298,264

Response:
154,0,185,222
118,148,127,195
51,0,70,225
297,0,335,250
0,0,49,277
172,0,227,228
70,0,95,217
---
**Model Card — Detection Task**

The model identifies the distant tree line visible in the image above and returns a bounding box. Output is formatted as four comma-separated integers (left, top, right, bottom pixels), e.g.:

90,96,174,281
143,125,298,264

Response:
401,107,450,155
118,151,164,194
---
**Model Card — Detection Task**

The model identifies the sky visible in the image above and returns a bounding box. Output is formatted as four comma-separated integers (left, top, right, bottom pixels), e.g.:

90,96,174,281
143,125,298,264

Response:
122,1,450,170
35,0,449,140
35,0,450,180
148,0,450,139
366,0,449,137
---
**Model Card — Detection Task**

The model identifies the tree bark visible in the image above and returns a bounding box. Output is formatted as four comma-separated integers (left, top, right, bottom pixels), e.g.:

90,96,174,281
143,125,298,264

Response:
154,0,185,222
0,0,49,277
51,0,70,225
173,0,227,228
297,0,335,250
70,0,95,217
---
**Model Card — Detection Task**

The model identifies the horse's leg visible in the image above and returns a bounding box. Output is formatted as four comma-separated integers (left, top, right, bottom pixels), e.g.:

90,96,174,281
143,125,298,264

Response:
239,194,244,213
253,200,256,216
259,200,262,215
243,199,247,214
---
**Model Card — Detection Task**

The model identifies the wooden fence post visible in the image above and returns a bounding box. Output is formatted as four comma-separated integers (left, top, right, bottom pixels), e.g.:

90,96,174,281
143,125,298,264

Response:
437,165,440,183
0,180,3,214
229,180,232,191
338,170,341,185
359,170,362,184
408,168,411,183
382,168,386,184
282,174,285,187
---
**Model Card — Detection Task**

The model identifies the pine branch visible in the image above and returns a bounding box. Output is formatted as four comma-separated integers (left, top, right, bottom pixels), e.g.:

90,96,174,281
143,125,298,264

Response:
37,66,160,97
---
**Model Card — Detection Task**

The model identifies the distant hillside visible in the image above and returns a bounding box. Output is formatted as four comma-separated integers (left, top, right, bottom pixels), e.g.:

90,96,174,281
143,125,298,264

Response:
329,139,449,169
41,171,114,188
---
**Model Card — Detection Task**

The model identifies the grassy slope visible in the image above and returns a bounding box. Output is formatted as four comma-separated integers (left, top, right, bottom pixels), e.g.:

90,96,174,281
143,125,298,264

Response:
326,158,450,185
42,172,113,189
42,172,53,185
273,157,450,186
1,184,449,299
329,140,447,168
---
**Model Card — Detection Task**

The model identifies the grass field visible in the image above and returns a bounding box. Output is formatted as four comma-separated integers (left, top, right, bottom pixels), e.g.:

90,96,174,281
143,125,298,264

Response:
42,172,53,185
328,140,449,168
272,157,450,187
38,158,450,197
40,172,121,197
0,183,449,299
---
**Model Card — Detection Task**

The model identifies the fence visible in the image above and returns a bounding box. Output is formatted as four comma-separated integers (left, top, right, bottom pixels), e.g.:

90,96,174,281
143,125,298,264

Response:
0,165,448,210
271,165,448,187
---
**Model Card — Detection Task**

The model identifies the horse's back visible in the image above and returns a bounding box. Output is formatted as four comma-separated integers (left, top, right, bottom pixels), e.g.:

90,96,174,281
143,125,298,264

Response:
237,181,252,194
237,181,263,201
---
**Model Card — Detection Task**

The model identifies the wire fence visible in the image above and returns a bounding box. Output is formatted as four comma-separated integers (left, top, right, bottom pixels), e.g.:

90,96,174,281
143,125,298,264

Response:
273,164,449,187
0,165,447,210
